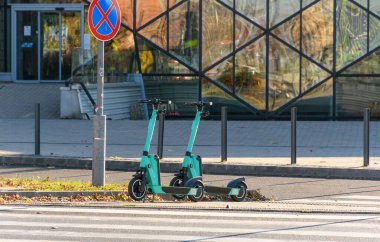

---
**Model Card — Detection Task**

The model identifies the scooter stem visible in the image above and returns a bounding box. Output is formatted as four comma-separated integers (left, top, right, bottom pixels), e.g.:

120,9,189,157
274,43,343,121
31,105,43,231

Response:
143,108,158,153
186,111,202,153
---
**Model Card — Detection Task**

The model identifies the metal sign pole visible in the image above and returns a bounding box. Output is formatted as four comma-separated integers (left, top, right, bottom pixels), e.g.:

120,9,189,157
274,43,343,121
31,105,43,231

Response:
92,40,106,186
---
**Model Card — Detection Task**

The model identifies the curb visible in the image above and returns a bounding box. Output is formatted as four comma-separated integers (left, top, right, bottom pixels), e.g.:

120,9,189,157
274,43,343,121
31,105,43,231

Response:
0,190,126,198
2,155,380,180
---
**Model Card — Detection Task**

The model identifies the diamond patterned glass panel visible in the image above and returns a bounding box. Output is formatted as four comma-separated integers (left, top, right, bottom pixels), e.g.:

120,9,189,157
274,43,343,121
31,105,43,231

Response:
137,37,192,74
202,0,233,69
205,58,233,91
370,0,380,16
341,49,380,74
236,0,267,27
337,77,380,117
336,0,368,70
278,78,333,117
269,0,300,27
352,0,368,8
235,37,266,110
269,37,300,111
139,14,167,50
235,14,264,49
169,0,199,70
369,14,380,50
302,0,334,70
302,57,331,92
272,14,301,49
144,75,199,117
303,0,319,9
136,0,166,28
202,79,257,115
119,0,133,29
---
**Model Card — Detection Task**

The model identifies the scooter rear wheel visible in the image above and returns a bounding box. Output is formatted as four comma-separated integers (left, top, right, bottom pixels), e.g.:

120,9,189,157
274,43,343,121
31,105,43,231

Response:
169,176,186,200
128,177,147,201
188,181,204,202
230,182,247,202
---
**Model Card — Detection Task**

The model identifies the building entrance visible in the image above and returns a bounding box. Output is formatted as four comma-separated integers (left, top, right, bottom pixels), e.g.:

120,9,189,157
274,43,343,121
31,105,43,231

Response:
12,4,83,82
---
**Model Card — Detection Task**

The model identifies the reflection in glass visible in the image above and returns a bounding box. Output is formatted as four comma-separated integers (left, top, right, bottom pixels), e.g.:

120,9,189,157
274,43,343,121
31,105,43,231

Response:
236,0,266,27
41,13,59,80
272,14,300,49
169,0,199,69
202,79,256,116
139,14,167,50
303,0,318,9
205,58,233,91
119,0,133,29
0,7,5,72
337,77,380,117
341,49,380,74
352,0,368,8
138,37,191,74
269,0,300,27
144,75,199,117
202,0,233,69
370,0,380,17
62,12,81,80
279,79,333,117
336,0,367,69
269,37,300,111
302,0,333,70
17,11,38,80
136,0,166,28
369,14,380,51
235,37,266,110
302,57,331,92
235,14,263,49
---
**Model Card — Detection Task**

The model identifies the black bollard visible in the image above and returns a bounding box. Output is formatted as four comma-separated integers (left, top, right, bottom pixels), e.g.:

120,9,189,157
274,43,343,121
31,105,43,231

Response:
364,108,370,167
35,104,41,155
157,111,165,159
291,107,297,165
221,106,228,162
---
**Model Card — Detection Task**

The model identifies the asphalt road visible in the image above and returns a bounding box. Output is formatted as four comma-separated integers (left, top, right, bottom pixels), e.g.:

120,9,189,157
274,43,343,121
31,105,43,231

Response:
2,166,380,201
0,206,379,241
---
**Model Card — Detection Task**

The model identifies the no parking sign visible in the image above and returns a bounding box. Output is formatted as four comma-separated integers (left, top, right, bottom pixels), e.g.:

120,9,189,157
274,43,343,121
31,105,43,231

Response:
88,0,121,41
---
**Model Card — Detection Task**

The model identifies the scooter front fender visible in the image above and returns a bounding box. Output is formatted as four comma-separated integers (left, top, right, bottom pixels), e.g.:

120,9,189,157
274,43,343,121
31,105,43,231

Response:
184,176,203,187
227,177,246,188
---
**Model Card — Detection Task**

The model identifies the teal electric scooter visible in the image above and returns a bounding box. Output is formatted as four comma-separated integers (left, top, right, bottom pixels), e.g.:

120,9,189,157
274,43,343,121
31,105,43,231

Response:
169,101,248,202
128,99,204,202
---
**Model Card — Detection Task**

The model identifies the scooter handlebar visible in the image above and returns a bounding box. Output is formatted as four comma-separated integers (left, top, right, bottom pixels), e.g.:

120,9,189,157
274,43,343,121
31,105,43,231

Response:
139,99,172,105
186,101,213,108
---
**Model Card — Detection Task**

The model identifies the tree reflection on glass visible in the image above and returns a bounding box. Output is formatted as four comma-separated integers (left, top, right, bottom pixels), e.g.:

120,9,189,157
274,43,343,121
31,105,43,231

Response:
269,37,300,111
235,37,266,110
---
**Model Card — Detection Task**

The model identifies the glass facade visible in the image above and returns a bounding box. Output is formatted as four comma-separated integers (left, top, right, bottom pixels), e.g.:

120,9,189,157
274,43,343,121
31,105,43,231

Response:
1,0,380,119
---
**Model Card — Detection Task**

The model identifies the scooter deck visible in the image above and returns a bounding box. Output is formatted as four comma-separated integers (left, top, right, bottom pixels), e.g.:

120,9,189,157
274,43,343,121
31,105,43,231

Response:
161,186,197,195
204,185,231,195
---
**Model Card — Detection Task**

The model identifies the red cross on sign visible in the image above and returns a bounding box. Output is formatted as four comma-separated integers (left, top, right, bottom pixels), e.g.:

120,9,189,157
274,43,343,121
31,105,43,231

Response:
88,0,121,41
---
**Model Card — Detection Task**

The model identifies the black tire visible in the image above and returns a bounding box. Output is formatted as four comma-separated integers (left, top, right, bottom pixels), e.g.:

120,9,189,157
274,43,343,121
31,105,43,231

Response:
230,182,247,202
188,181,204,202
128,177,147,201
169,176,186,200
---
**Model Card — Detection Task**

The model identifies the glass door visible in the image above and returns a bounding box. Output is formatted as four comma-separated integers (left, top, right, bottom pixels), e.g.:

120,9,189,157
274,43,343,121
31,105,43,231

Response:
61,12,81,80
16,11,38,80
40,12,60,81
14,6,82,82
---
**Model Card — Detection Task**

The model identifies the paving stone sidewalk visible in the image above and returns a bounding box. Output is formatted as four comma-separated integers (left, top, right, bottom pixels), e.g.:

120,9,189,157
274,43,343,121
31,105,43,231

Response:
0,119,380,169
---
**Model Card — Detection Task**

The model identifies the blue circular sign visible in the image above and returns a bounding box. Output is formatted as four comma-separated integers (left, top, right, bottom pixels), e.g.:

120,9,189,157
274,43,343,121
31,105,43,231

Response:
88,0,121,41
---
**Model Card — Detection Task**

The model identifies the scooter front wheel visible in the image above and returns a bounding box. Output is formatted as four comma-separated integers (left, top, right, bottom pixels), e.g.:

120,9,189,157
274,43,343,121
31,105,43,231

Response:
169,176,186,200
188,181,204,202
230,182,247,202
128,177,147,201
